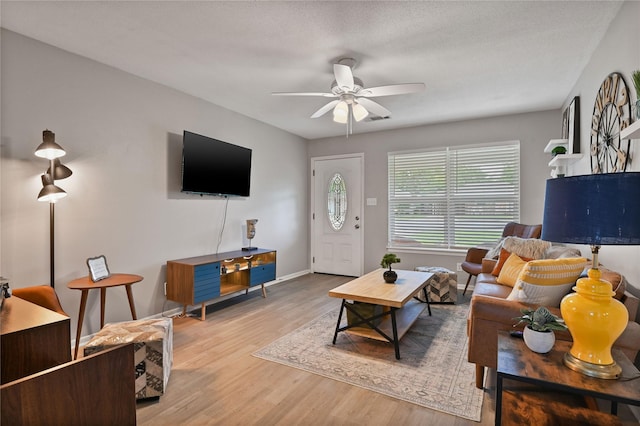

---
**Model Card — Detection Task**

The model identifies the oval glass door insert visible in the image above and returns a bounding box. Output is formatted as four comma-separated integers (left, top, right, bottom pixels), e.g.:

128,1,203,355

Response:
327,173,347,231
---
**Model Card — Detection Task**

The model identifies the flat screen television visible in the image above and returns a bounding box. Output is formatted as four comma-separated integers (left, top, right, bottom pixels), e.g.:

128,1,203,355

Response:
181,131,252,197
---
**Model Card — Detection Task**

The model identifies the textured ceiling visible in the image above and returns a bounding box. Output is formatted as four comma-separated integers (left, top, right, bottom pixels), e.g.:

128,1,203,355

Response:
1,1,623,140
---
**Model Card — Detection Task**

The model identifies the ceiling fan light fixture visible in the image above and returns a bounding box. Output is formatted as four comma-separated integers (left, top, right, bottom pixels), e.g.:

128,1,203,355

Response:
352,103,368,122
333,101,349,123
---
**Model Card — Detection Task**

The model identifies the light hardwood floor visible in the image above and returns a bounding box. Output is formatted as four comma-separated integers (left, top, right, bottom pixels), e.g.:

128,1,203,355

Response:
135,273,496,425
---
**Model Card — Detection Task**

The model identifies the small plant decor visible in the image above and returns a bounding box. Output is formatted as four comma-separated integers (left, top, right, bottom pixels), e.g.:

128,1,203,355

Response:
380,253,401,283
380,253,401,271
514,306,566,353
513,306,567,332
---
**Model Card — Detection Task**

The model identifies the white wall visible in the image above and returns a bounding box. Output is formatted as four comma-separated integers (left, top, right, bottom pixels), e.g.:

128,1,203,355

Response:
1,30,309,337
564,0,640,301
308,109,558,274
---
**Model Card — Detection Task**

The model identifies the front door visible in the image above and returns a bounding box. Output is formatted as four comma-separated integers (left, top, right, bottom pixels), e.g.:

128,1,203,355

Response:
311,154,363,277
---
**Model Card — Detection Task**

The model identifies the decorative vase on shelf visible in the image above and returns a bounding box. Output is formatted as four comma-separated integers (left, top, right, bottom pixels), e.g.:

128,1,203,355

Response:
523,327,555,354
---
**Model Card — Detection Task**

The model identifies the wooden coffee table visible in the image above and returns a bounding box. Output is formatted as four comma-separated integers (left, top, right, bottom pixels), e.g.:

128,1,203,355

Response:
496,331,640,425
328,268,433,359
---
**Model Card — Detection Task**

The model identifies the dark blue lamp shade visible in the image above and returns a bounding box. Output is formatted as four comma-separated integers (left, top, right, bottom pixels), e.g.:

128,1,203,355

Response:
542,172,640,246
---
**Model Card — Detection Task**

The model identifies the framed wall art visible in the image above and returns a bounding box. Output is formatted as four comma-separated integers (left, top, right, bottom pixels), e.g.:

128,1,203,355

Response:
565,96,580,154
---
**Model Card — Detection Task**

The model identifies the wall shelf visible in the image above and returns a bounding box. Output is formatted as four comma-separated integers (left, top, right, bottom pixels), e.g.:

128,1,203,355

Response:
545,136,583,178
544,139,568,153
620,120,640,140
548,153,583,167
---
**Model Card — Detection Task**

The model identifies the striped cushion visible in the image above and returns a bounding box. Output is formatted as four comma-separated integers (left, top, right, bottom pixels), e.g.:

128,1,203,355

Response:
506,257,588,307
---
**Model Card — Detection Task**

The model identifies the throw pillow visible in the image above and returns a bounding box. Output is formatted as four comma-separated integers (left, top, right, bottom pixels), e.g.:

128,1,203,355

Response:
506,257,588,307
484,238,505,260
496,253,529,287
502,236,551,260
491,248,532,276
543,245,583,259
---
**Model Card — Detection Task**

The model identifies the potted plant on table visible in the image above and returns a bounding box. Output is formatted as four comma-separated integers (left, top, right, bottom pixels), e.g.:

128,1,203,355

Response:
513,306,567,354
380,253,401,283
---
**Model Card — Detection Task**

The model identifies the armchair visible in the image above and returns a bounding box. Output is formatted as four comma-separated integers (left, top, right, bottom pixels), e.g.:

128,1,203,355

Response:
11,285,67,316
461,222,542,295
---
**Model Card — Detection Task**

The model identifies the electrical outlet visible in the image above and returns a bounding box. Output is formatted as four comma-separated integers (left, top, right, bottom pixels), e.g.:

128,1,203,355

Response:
456,262,462,272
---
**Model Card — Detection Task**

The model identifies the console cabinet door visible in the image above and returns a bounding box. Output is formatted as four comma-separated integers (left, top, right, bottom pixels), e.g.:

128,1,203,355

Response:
249,263,276,287
193,263,221,303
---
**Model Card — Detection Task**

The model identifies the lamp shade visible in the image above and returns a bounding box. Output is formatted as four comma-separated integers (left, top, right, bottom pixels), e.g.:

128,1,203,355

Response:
333,101,349,124
352,102,369,122
46,158,73,180
542,172,640,246
35,130,66,160
37,174,67,202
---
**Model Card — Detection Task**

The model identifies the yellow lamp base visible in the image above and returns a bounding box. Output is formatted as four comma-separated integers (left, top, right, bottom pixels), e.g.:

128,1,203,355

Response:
563,352,621,379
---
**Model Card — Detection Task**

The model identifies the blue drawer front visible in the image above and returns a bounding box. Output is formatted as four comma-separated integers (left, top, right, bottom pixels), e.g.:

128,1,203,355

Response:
194,263,220,303
249,263,276,286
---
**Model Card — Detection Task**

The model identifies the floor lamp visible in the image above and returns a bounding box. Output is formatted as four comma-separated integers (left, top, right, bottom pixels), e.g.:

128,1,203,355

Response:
35,130,72,288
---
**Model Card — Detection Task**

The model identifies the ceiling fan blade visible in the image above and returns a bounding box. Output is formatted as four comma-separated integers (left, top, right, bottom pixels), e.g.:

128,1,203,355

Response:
272,92,337,97
310,100,340,118
357,98,392,117
333,64,355,91
359,83,425,97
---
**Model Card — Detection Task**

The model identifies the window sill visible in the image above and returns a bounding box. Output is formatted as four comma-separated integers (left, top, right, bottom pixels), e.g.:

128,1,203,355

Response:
386,246,467,256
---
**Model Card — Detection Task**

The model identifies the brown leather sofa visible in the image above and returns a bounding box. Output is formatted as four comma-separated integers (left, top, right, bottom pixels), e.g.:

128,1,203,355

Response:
467,258,640,389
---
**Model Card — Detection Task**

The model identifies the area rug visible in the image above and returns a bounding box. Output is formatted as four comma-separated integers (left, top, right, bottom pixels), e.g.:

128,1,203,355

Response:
253,299,483,421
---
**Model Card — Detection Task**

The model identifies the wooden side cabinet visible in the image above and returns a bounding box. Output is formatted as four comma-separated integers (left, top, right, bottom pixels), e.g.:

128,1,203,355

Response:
167,248,276,320
1,297,71,384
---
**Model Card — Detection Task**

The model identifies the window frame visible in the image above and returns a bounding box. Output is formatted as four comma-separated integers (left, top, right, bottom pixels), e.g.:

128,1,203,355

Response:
387,140,521,253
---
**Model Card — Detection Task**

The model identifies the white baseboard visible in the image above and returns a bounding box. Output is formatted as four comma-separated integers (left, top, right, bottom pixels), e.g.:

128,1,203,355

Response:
73,269,312,349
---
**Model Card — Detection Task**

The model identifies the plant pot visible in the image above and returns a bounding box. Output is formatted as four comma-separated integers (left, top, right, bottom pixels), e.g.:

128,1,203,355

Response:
523,326,555,354
383,270,397,283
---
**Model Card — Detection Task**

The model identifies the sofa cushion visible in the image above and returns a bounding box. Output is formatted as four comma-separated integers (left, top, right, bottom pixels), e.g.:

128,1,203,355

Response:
544,245,583,259
502,236,551,260
496,253,529,287
506,257,588,307
472,280,513,299
492,248,532,276
484,238,505,260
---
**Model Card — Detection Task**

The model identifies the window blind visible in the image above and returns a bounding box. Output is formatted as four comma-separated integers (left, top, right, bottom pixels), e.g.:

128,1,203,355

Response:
388,141,520,250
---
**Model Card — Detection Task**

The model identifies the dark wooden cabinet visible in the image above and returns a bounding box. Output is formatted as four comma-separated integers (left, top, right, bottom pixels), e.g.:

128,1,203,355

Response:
167,248,276,320
1,296,71,384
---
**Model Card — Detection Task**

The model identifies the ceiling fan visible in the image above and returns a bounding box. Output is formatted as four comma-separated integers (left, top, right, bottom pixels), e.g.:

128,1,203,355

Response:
272,58,425,135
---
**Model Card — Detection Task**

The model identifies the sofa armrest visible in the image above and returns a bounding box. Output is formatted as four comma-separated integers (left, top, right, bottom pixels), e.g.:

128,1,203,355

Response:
622,291,639,322
481,258,497,274
467,295,570,372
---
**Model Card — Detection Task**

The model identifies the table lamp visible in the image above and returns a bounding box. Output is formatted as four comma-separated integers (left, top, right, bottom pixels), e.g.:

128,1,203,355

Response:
542,172,640,379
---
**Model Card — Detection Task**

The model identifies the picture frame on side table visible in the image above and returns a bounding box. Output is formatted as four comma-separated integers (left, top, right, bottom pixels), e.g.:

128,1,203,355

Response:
87,255,110,282
566,96,580,154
